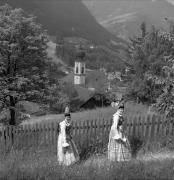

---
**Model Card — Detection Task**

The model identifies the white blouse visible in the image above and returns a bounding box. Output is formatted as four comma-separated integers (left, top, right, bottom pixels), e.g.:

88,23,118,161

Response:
111,111,126,142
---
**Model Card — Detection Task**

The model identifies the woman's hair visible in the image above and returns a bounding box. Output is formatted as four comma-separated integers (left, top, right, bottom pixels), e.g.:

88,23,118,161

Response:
118,102,124,109
65,113,71,117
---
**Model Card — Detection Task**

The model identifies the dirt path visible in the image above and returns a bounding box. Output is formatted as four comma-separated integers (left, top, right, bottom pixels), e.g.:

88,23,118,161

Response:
47,41,66,65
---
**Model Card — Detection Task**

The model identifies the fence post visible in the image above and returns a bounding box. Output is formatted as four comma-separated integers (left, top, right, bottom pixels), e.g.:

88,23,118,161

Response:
9,126,14,151
82,120,86,149
21,125,25,149
101,118,105,150
145,115,150,139
166,117,170,136
126,115,131,137
31,124,35,148
130,116,134,137
73,121,78,148
168,118,172,136
137,115,141,138
33,123,36,148
54,122,58,149
161,115,166,136
36,123,41,147
8,126,12,150
107,118,112,136
132,116,136,137
27,124,31,148
24,124,28,148
89,120,94,152
171,118,174,136
141,116,145,139
11,126,15,148
1,127,6,153
156,116,161,137
151,114,156,140
48,123,51,148
136,116,140,137
86,120,90,150
51,122,54,146
94,119,97,145
79,121,83,151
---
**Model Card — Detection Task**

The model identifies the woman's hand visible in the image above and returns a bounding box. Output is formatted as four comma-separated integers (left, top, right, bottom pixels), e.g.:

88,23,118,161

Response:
62,142,69,148
122,137,127,142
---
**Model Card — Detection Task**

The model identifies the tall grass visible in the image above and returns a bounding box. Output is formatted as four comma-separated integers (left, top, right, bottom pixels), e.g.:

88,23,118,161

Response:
1,148,174,180
1,135,174,180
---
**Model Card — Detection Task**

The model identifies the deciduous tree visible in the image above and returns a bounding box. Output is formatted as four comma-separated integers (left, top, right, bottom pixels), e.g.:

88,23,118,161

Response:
0,5,67,125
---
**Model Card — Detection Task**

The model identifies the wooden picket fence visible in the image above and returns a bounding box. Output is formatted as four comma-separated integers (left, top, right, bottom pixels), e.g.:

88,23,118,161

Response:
0,114,174,155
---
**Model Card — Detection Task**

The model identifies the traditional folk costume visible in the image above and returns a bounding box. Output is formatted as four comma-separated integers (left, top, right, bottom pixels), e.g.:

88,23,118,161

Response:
108,107,131,162
57,108,79,166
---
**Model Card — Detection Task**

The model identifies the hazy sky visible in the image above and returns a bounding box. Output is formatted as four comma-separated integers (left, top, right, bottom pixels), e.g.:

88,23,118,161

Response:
167,0,174,5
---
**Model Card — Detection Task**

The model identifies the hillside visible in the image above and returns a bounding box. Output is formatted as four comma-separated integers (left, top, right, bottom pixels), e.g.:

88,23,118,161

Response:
84,0,174,40
1,0,122,44
0,0,130,70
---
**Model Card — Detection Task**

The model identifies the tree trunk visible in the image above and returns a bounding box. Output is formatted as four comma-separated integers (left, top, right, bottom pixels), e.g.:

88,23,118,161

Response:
7,96,16,147
9,96,16,125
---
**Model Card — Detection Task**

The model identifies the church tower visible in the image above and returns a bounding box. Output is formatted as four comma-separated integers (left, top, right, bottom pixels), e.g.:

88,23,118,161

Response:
74,48,86,85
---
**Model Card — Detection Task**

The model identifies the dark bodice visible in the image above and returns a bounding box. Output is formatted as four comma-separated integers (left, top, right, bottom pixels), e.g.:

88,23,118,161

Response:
57,122,71,135
65,125,71,135
117,116,124,127
65,124,72,141
57,121,72,141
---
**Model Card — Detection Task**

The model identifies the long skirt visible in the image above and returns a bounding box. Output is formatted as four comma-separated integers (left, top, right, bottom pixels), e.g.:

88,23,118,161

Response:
57,135,79,166
108,137,131,162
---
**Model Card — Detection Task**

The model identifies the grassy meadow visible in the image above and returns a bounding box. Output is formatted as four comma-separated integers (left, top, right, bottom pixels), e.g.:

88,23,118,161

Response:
22,102,152,125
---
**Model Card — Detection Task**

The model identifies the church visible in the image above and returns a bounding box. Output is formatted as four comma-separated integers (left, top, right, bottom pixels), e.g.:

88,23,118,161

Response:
62,50,111,110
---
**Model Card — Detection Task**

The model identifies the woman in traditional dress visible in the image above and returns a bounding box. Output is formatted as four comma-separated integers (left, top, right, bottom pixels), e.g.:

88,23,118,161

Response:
57,107,79,166
108,104,132,162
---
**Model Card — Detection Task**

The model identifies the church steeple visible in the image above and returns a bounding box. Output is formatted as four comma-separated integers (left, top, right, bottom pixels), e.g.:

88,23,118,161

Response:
74,46,86,85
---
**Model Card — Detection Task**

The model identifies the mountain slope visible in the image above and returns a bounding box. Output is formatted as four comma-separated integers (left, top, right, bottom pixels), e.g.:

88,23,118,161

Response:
84,0,174,40
1,0,119,44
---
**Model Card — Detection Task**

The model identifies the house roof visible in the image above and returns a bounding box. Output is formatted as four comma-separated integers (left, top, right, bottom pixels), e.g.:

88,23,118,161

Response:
73,85,92,102
79,92,111,109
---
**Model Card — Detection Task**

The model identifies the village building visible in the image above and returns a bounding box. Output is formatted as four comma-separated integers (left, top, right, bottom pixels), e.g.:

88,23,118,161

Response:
74,61,86,85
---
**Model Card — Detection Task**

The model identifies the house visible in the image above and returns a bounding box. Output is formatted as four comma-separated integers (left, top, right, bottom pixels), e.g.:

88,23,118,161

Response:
79,93,111,110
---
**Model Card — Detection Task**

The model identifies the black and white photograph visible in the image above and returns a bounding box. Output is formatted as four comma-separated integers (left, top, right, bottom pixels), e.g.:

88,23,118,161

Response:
1,0,174,179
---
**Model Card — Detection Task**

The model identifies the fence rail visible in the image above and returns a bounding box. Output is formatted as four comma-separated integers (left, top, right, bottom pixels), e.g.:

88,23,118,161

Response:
0,114,173,154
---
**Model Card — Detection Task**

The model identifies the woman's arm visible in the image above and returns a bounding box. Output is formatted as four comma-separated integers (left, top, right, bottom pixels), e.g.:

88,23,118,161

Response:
112,114,122,140
56,123,60,136
61,122,69,147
